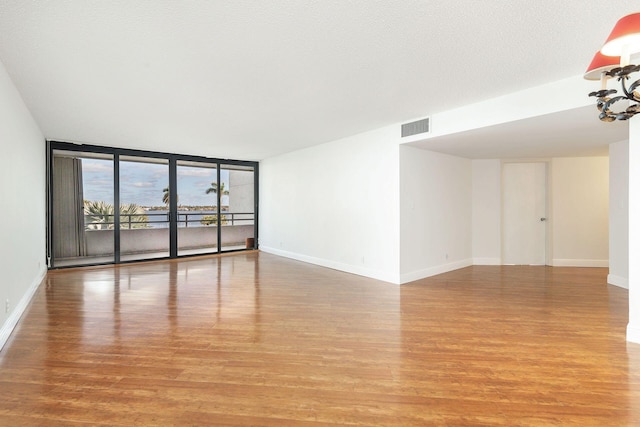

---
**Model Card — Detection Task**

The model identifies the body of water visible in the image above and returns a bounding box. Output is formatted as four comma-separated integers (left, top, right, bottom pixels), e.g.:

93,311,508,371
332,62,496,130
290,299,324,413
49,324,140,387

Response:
145,210,218,228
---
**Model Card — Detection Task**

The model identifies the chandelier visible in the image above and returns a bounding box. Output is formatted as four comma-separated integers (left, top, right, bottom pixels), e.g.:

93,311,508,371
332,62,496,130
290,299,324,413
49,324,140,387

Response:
586,13,640,121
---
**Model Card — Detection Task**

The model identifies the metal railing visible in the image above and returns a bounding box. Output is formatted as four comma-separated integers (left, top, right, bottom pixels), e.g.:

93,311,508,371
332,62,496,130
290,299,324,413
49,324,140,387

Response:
84,212,255,230
179,212,254,228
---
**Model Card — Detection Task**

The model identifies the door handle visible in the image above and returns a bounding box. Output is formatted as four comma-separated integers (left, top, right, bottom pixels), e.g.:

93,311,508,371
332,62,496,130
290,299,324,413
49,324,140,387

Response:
540,217,547,222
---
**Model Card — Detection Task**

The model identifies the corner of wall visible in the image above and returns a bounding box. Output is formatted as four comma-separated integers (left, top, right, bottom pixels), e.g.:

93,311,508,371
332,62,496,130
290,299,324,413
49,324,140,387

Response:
260,246,401,285
627,323,640,344
0,267,46,351
399,258,473,285
0,56,47,353
551,259,609,268
472,258,501,266
608,274,629,289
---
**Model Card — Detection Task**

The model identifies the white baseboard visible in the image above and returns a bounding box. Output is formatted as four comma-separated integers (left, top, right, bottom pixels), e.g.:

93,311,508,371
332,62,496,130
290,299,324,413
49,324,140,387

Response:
399,258,473,285
627,323,640,344
607,274,629,289
551,259,609,268
258,246,400,284
472,257,501,266
0,267,46,352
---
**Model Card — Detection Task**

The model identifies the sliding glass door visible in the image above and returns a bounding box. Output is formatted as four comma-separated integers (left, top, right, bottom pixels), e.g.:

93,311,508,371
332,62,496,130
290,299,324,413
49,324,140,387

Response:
176,160,218,256
51,150,115,267
48,142,258,268
119,156,170,262
220,164,256,251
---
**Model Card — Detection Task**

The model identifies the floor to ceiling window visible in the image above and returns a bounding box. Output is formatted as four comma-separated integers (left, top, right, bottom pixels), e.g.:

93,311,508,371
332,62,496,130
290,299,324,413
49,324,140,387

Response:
176,160,219,256
220,163,256,252
51,150,116,267
119,155,170,262
48,142,258,269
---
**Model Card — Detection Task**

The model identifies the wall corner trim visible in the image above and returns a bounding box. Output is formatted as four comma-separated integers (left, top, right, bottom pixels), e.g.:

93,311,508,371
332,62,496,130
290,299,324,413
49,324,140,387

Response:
551,259,609,268
399,259,473,285
0,268,46,352
258,247,400,285
607,274,629,289
627,323,640,344
472,257,501,266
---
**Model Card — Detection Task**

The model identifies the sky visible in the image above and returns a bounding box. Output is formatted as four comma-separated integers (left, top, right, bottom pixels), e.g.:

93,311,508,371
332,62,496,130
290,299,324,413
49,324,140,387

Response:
82,158,230,207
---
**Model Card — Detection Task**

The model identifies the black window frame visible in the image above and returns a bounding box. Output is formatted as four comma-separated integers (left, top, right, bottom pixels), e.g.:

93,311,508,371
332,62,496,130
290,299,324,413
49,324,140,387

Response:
46,140,259,269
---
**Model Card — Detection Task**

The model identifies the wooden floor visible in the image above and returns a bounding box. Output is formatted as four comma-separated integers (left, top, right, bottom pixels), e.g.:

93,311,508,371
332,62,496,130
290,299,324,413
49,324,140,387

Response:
1,252,639,426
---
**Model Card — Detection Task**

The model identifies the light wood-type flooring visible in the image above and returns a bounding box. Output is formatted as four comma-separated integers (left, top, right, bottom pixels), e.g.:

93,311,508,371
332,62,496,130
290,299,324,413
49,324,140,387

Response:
1,252,639,426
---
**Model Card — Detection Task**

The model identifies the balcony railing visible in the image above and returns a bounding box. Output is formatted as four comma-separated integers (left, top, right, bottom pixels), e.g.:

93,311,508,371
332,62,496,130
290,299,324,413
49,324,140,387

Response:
82,212,256,257
85,212,255,230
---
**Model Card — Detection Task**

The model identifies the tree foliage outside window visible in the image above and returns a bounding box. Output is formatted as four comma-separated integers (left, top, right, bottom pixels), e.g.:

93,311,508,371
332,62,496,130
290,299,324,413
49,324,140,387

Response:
200,214,228,226
84,200,150,230
205,182,229,203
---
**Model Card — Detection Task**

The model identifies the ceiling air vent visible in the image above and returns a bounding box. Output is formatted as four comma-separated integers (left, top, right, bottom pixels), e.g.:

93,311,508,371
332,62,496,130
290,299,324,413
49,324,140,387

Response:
401,117,430,137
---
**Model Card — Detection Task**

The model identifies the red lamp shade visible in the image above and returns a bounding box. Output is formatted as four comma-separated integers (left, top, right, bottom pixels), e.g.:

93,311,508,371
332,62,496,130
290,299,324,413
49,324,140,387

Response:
601,12,640,57
584,51,621,80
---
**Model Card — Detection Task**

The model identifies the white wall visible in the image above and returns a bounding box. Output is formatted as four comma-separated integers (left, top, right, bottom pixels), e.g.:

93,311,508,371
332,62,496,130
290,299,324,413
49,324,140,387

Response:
469,157,610,268
402,76,596,145
0,59,46,349
261,141,609,285
628,118,640,344
608,140,629,288
550,157,609,267
471,159,501,265
399,147,472,283
259,126,400,284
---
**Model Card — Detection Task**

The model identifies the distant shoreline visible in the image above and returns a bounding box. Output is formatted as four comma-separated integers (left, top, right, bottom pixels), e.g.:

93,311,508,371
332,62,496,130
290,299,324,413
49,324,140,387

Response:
142,205,229,211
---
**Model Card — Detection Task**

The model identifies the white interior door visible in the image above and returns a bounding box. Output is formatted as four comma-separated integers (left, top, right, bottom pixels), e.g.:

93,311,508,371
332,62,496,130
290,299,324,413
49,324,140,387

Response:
502,162,547,265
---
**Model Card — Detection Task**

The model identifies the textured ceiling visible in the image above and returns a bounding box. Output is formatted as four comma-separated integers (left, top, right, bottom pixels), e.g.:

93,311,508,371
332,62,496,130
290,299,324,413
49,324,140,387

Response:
0,1,637,160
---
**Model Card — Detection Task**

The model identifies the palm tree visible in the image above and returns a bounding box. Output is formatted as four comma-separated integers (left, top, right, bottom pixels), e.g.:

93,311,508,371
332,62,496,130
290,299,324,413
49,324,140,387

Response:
162,187,178,206
119,203,150,229
162,187,169,205
200,214,228,226
84,200,149,230
84,200,114,230
205,182,229,205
